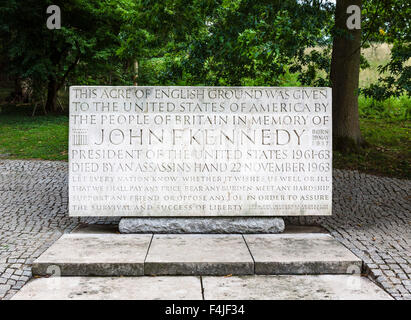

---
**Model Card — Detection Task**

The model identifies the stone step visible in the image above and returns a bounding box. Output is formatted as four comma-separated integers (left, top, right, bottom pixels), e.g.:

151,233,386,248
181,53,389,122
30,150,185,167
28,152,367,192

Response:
32,233,362,276
12,275,391,300
144,234,254,275
244,233,362,275
32,234,152,276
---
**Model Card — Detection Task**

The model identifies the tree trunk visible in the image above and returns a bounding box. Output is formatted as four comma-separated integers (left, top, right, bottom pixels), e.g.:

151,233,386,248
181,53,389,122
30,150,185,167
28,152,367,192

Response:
330,0,365,152
133,60,139,86
45,77,58,113
13,78,24,101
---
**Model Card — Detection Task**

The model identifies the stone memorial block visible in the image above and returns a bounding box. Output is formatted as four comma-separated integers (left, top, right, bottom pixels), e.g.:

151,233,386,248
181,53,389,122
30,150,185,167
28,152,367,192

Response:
69,86,332,217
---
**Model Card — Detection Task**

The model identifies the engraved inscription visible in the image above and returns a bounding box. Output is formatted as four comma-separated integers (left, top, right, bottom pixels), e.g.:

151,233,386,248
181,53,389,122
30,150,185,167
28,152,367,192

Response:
69,86,332,217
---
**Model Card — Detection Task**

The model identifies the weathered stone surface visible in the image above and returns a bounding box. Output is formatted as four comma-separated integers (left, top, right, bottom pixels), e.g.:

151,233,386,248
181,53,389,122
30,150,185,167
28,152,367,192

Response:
69,86,332,217
32,234,152,276
28,232,360,277
145,234,253,275
202,275,392,300
119,217,285,234
12,276,202,300
244,233,362,274
11,275,392,300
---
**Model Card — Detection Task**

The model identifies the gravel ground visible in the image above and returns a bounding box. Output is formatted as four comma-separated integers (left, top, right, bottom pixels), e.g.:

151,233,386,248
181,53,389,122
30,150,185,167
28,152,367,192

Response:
0,160,409,300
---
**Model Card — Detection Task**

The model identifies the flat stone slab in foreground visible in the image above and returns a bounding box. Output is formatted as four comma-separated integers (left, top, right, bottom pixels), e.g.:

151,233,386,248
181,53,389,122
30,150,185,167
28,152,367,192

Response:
145,235,254,275
203,275,392,300
244,233,362,274
32,234,152,276
12,277,202,300
12,275,391,300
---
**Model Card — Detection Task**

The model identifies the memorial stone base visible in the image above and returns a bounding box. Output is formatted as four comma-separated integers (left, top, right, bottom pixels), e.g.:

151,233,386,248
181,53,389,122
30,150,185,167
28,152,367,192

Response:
13,228,393,300
118,217,285,234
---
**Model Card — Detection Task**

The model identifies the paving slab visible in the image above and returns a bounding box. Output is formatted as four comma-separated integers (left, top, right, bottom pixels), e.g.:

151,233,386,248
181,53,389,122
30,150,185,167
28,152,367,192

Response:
244,233,362,274
12,276,202,300
203,275,392,300
145,235,254,275
32,234,152,276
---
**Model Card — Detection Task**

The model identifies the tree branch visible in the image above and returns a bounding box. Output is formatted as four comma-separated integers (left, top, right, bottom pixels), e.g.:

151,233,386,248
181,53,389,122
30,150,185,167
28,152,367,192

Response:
347,0,382,59
56,43,81,92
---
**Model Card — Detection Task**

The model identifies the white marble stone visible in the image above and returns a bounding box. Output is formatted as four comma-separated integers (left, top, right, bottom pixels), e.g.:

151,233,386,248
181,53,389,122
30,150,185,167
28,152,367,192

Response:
244,233,362,274
69,86,332,217
202,275,392,300
144,234,254,275
12,277,202,300
12,275,391,300
32,234,152,276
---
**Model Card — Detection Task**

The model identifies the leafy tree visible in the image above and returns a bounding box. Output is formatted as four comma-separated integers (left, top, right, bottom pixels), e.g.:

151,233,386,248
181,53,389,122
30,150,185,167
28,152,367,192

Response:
1,0,408,153
183,0,333,85
180,0,409,151
330,0,410,150
0,0,133,112
361,0,410,100
116,0,215,84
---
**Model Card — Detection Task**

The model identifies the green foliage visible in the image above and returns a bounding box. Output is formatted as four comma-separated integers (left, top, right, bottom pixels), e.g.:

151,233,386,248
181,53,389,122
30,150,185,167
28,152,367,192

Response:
0,0,135,102
359,1,410,100
359,95,411,121
291,1,410,102
182,0,334,86
292,47,332,87
0,0,409,176
361,42,411,100
1,0,408,100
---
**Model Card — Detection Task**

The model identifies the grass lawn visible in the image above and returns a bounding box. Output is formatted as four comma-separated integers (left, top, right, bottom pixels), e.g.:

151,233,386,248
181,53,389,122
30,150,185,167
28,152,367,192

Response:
0,103,409,179
0,104,68,161
333,119,410,179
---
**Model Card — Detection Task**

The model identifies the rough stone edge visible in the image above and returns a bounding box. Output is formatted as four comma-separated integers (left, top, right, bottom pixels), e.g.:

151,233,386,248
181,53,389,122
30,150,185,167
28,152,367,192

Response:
254,260,363,275
144,262,254,276
32,262,144,276
119,217,285,234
